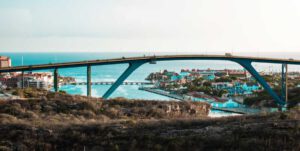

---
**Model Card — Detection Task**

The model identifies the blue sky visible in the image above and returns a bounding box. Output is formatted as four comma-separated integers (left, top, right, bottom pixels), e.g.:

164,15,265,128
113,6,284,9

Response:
1,0,300,53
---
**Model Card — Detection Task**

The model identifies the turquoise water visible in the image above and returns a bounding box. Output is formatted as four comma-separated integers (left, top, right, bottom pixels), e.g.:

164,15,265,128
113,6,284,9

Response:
2,52,300,99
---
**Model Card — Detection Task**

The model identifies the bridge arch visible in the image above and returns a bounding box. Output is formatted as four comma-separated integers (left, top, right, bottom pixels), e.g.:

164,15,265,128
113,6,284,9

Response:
102,57,286,106
1,54,295,106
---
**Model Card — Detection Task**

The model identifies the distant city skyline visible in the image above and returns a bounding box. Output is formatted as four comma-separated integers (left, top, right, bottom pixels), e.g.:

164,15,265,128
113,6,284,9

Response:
1,0,300,53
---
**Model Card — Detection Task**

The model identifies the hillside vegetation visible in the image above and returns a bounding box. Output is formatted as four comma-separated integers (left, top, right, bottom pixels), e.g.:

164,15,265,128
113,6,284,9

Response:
0,88,299,151
1,88,211,123
244,87,300,108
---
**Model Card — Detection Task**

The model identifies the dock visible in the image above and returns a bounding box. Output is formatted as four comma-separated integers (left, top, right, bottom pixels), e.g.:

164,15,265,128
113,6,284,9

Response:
139,87,184,100
62,81,154,86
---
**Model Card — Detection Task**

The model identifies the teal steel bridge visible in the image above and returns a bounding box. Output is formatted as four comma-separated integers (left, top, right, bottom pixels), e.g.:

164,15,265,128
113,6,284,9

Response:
0,54,295,106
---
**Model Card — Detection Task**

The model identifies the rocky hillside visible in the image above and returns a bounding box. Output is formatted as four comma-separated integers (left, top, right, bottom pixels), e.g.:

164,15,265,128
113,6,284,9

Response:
0,88,299,151
0,88,210,124
0,108,299,151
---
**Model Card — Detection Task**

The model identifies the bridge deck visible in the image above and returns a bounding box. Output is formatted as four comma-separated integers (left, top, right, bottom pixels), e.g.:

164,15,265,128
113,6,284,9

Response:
0,54,299,72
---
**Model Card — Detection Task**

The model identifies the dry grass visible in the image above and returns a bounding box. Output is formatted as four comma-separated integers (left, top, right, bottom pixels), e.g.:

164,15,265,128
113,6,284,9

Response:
0,88,298,151
0,88,211,126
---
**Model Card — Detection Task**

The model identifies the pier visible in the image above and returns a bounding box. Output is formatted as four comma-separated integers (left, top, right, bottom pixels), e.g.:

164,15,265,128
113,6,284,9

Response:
139,87,184,100
62,81,154,86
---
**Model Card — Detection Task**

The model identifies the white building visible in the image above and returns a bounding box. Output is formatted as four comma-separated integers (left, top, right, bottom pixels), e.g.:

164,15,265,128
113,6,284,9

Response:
17,72,53,90
0,56,11,68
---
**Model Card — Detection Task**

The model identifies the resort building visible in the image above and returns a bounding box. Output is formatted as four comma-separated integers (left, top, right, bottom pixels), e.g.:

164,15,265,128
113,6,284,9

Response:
211,82,234,89
0,72,53,90
226,69,250,79
0,56,11,68
202,74,216,81
0,77,19,88
17,72,53,90
18,77,49,89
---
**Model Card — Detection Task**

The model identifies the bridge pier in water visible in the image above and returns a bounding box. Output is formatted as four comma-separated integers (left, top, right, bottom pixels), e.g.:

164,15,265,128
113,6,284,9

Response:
54,68,59,92
87,65,91,97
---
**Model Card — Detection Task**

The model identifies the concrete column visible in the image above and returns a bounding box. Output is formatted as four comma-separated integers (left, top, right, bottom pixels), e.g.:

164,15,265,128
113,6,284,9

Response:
87,65,91,97
281,64,289,103
286,64,288,104
21,71,24,89
54,68,59,92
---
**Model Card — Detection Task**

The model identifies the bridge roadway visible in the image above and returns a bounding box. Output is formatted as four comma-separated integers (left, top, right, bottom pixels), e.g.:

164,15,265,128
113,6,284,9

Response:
0,54,295,105
0,55,299,72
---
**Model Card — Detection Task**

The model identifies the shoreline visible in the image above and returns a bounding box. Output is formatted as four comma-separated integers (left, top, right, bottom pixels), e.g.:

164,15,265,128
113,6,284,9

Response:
139,87,265,115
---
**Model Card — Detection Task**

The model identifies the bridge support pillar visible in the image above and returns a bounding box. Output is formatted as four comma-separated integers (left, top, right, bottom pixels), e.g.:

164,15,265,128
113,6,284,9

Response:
281,64,288,104
54,68,59,92
234,59,285,106
21,71,24,89
102,61,146,99
87,65,92,97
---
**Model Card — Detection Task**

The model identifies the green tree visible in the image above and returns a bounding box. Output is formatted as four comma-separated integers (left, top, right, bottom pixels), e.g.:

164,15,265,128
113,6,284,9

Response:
203,81,212,87
191,77,203,86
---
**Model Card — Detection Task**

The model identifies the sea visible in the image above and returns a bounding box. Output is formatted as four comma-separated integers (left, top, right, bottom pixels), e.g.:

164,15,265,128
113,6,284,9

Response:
2,52,300,117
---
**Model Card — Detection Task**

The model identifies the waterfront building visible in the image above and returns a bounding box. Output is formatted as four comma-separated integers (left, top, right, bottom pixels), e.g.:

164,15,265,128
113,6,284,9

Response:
241,83,260,92
212,82,234,89
0,72,53,90
211,81,260,96
197,69,216,75
202,74,216,81
28,72,53,84
0,56,11,68
146,72,169,82
226,69,250,78
0,77,19,88
170,73,182,81
18,77,49,89
215,72,228,77
186,75,196,81
196,69,217,80
224,82,261,96
179,70,190,76
18,72,53,90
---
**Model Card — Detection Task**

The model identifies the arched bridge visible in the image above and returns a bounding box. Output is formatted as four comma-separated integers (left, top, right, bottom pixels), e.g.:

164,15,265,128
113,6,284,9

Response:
0,54,297,106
